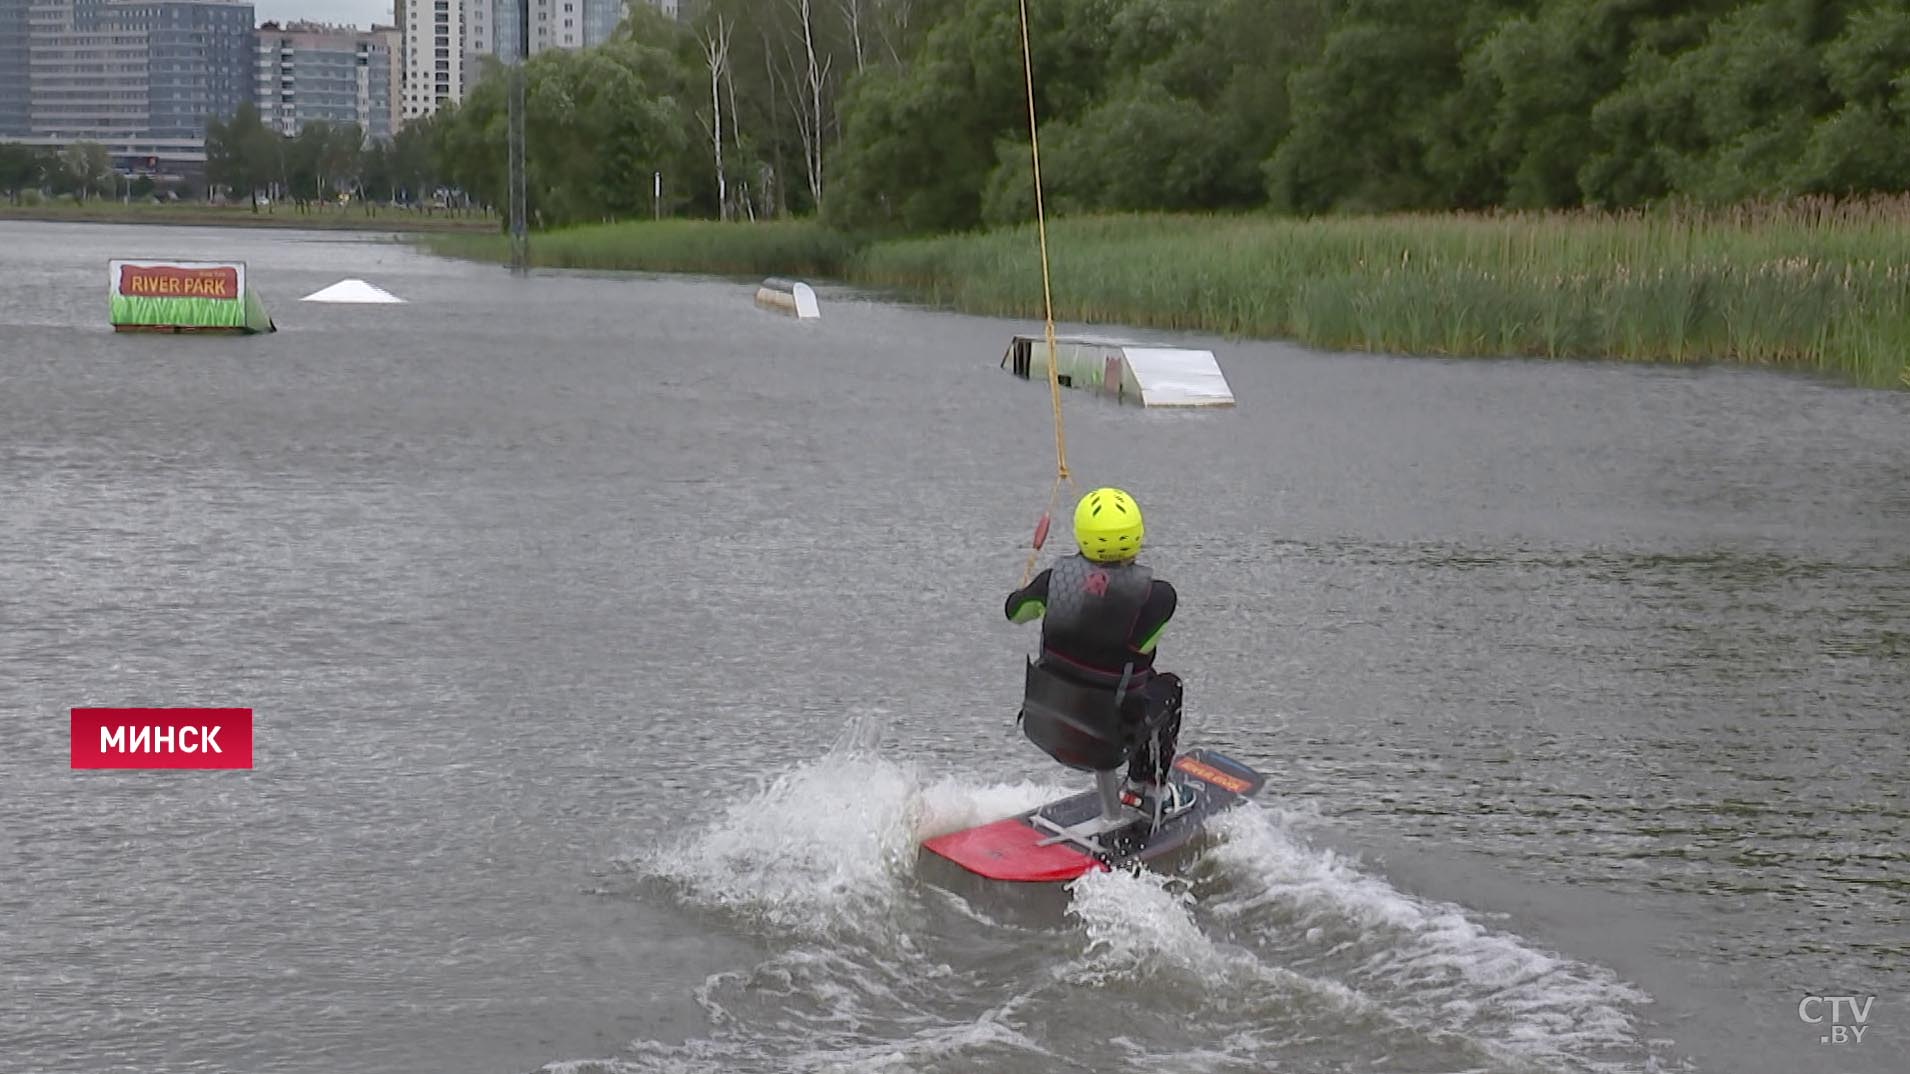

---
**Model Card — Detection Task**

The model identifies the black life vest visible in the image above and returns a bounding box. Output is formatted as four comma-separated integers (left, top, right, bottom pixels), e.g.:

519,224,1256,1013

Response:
1039,554,1155,687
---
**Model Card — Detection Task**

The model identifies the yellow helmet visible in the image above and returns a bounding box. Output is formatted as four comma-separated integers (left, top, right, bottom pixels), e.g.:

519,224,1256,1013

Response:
1073,487,1145,563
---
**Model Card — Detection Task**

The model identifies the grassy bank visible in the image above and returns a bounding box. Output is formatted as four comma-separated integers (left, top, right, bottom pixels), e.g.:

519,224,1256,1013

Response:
0,201,497,233
423,202,1910,390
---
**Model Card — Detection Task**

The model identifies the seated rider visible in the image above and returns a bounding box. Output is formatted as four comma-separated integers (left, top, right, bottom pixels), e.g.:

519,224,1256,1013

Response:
1004,486,1191,815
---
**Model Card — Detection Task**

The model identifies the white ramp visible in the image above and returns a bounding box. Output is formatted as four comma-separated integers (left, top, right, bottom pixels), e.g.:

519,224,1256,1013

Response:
755,277,820,319
1000,333,1235,407
302,279,406,304
1123,347,1235,407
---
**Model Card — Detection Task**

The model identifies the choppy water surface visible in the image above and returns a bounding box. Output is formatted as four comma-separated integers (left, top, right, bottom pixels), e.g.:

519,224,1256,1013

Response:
2,221,1904,1074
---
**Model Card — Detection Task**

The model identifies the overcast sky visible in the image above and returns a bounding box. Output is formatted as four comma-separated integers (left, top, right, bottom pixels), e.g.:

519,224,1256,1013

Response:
256,0,396,30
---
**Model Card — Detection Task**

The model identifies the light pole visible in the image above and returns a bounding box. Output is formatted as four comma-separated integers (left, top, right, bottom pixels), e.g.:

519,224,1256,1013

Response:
507,0,529,275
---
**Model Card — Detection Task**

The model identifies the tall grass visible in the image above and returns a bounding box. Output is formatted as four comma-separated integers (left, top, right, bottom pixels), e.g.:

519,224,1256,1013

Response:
856,200,1910,389
422,218,857,278
423,200,1910,389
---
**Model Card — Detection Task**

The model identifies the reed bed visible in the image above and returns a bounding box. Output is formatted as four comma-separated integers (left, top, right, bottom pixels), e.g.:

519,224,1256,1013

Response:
422,218,856,278
425,199,1910,389
858,199,1910,389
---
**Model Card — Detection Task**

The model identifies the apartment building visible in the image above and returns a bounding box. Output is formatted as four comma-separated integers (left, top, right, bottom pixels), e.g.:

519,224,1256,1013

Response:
398,0,463,120
479,0,632,66
396,0,680,121
375,23,400,136
256,20,394,141
0,0,29,137
14,0,253,162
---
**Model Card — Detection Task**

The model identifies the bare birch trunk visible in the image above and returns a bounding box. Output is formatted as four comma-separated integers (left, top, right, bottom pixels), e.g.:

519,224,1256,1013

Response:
700,14,733,219
838,0,865,74
782,0,830,211
724,61,745,220
761,27,781,218
874,0,911,67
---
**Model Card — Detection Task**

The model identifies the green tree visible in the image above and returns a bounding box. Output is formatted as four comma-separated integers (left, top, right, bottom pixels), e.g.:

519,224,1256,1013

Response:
528,37,694,224
57,142,113,203
286,122,327,205
390,117,443,203
431,12,701,227
1793,4,1910,193
0,142,45,203
1019,0,1325,220
1581,0,1855,205
826,0,1118,233
983,81,1235,224
424,0,1910,226
206,103,280,210
1265,0,1512,214
1676,3,1837,201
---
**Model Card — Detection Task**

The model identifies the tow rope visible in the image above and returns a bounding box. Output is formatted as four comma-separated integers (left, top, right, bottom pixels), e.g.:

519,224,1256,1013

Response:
1016,0,1075,586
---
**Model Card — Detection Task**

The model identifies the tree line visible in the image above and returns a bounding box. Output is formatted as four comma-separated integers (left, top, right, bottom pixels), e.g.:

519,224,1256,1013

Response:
425,0,951,228
1,141,120,203
1,108,444,210
417,0,1910,233
15,1,1907,232
202,103,443,211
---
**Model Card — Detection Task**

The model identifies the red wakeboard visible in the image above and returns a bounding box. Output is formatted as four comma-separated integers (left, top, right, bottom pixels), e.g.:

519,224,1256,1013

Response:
921,747,1266,883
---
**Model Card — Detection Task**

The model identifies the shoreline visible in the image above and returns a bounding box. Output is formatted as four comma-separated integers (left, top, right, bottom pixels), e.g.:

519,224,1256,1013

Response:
11,206,1901,390
0,204,498,234
416,208,1910,391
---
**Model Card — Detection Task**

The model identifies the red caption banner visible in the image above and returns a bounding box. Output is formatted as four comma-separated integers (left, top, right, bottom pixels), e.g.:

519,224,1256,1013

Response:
71,708,254,769
117,264,239,300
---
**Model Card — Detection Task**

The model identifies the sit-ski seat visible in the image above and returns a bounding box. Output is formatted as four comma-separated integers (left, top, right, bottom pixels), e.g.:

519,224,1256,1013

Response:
1017,656,1155,846
1018,656,1143,772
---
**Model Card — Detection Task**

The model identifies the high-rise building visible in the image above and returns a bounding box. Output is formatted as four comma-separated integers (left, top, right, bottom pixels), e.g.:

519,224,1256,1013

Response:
462,0,490,89
18,0,254,163
490,0,634,63
399,0,464,119
0,0,30,137
26,0,149,146
529,0,589,52
394,0,668,119
148,0,254,138
373,23,401,136
581,0,621,46
488,0,516,61
256,21,395,142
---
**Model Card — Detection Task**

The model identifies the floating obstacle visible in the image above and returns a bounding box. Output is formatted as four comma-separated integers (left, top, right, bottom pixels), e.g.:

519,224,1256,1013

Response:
301,279,405,304
755,277,820,319
109,259,275,334
1001,333,1234,407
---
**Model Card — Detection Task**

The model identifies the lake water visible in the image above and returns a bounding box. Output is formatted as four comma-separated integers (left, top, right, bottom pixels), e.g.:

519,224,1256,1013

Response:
2,220,1904,1074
